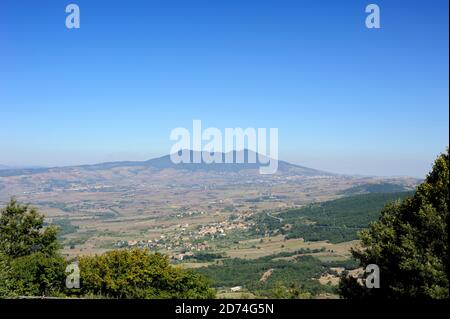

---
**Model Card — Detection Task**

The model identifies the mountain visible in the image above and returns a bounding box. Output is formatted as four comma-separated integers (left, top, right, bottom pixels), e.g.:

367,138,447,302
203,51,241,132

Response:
0,166,50,177
0,165,45,174
0,150,329,177
0,150,420,245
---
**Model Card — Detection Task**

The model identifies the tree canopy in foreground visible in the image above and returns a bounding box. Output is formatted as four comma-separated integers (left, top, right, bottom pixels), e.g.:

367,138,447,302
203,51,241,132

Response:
0,200,214,299
79,249,215,299
340,150,449,299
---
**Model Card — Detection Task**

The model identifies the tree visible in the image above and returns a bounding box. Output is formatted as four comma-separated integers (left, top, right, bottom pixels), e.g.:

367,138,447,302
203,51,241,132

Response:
0,199,67,297
340,150,449,299
78,249,215,299
0,252,12,297
7,252,67,297
270,282,311,299
0,198,59,258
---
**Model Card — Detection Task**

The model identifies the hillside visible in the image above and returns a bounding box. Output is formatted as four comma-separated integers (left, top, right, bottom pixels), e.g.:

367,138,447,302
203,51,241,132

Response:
0,149,328,177
339,182,410,195
0,150,420,260
251,191,414,243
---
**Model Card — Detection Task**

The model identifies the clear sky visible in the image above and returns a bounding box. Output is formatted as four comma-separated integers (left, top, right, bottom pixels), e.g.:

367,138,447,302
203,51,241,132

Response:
0,0,448,177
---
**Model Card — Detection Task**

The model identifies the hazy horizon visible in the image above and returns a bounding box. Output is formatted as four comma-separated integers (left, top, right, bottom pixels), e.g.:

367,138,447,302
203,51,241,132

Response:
0,147,435,179
1,0,448,178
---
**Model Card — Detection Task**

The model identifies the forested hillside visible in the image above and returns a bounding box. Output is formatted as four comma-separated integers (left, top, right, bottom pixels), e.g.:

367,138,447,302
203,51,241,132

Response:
251,192,413,243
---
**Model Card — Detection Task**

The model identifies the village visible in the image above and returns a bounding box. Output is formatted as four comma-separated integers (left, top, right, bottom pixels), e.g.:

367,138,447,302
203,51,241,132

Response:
113,211,254,261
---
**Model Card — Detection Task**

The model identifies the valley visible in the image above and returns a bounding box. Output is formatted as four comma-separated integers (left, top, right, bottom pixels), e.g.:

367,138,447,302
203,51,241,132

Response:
0,153,420,297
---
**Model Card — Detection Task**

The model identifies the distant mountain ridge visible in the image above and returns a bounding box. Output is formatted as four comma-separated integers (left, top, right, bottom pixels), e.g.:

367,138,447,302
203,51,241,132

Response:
0,150,329,177
0,165,45,173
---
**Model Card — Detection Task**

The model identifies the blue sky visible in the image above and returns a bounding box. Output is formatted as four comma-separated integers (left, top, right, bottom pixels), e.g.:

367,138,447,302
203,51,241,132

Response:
0,0,448,177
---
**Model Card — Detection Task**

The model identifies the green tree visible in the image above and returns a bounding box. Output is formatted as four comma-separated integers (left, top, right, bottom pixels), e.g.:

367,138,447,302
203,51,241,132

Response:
270,282,311,299
7,252,67,297
79,249,215,299
0,252,12,296
340,150,449,299
0,198,59,258
0,199,67,297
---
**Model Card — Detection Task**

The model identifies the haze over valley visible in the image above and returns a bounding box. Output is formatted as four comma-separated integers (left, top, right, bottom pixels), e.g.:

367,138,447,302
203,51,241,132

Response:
0,151,419,261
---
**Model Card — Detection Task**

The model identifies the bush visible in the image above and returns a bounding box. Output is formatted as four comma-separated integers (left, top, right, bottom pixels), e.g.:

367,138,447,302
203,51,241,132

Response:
79,249,215,299
7,252,67,297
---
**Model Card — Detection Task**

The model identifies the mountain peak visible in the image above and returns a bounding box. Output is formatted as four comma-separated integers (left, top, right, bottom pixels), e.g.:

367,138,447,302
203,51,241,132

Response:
0,150,329,177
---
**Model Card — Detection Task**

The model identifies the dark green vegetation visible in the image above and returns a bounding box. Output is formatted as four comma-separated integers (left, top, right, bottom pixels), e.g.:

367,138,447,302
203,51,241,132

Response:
79,249,215,298
195,252,358,297
1,149,447,299
252,192,413,243
52,218,79,238
183,252,225,262
0,199,214,299
0,199,67,297
340,183,410,195
340,150,449,299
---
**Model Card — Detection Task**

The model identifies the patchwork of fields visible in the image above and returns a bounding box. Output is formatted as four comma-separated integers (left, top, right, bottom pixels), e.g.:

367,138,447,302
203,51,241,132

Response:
0,160,419,297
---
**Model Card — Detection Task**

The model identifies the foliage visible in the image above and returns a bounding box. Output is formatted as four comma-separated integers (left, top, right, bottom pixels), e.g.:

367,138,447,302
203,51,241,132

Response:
337,270,370,299
340,150,449,299
0,198,59,258
252,192,413,243
78,249,215,299
7,252,67,297
182,252,225,262
340,183,409,195
0,199,67,297
0,199,217,299
52,218,79,238
0,252,12,297
195,254,339,297
270,282,311,299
